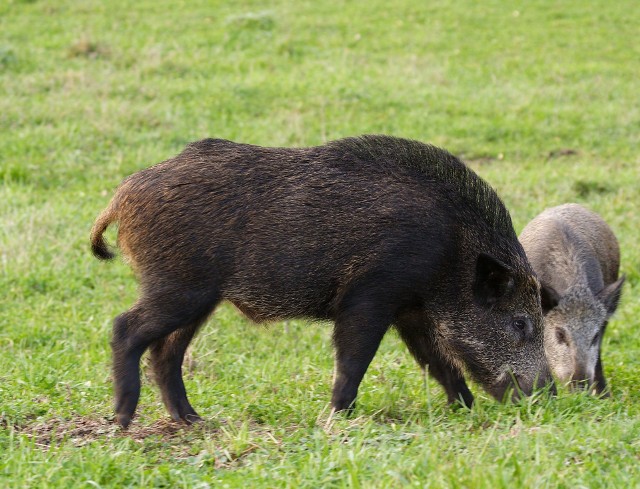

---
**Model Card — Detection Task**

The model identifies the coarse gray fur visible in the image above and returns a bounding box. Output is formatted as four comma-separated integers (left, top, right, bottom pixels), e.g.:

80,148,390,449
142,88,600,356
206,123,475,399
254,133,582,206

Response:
519,203,625,395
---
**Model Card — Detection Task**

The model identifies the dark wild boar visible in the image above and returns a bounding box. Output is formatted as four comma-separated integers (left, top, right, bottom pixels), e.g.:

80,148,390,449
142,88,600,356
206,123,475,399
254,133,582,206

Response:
91,135,553,428
519,203,625,395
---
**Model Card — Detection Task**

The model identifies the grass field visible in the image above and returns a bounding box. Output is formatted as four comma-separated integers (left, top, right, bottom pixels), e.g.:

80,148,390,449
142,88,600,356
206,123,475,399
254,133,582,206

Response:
1,0,639,487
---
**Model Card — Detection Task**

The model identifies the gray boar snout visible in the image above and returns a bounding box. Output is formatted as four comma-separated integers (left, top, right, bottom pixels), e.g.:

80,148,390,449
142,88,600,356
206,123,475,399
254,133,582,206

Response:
569,362,596,391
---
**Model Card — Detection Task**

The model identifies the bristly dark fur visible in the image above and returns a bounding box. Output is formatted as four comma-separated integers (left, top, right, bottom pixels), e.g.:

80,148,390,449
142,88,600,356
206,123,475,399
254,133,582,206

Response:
92,134,551,428
329,135,515,238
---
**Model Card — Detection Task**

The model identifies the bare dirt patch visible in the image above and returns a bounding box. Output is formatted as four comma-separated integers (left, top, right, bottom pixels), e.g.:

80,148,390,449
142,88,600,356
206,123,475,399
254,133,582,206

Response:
7,414,283,468
10,415,214,450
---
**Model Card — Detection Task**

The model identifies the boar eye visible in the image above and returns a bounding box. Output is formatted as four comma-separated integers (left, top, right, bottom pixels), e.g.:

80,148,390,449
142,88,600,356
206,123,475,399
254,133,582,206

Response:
513,319,527,332
555,327,568,345
511,317,532,341
591,332,600,347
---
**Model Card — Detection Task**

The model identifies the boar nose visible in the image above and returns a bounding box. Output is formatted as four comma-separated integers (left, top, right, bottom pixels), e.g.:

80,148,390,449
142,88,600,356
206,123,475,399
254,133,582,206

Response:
570,364,592,391
534,366,556,396
524,366,556,398
543,373,557,396
507,366,556,401
569,379,590,391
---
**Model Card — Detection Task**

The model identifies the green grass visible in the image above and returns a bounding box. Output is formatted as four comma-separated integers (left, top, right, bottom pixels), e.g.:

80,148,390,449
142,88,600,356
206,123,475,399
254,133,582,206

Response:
1,0,639,487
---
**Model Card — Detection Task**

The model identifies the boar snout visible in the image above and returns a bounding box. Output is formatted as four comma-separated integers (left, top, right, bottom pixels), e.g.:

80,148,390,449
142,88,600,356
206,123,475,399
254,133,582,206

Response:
521,368,557,398
569,363,596,392
491,366,556,402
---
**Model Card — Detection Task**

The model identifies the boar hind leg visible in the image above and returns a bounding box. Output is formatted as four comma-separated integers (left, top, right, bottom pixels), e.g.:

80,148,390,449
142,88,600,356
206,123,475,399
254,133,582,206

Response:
331,302,392,412
149,322,204,424
111,290,218,428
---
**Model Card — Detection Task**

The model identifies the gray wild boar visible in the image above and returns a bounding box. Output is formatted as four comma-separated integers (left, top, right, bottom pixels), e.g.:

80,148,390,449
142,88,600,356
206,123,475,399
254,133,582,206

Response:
91,135,553,428
519,203,625,395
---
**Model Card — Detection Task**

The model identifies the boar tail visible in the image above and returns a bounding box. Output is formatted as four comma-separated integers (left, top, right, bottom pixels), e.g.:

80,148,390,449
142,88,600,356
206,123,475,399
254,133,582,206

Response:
90,198,118,260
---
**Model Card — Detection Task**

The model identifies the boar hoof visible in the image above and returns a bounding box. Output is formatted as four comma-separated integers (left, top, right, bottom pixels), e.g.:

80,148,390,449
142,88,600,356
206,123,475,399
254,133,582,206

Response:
167,402,202,424
593,386,611,398
116,413,132,429
449,397,473,410
183,413,203,424
331,401,356,416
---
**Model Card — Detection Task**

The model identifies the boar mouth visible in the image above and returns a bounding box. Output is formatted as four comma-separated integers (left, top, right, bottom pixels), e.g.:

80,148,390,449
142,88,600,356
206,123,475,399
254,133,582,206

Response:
490,367,556,402
490,368,524,402
569,378,596,394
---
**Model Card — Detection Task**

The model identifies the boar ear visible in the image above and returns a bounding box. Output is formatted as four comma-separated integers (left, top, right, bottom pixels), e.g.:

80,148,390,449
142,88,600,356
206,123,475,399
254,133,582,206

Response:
473,252,515,307
597,275,625,317
540,283,560,314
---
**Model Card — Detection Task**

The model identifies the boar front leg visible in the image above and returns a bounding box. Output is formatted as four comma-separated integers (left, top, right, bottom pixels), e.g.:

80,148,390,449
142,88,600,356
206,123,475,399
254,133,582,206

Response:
331,299,392,412
395,314,474,407
425,355,474,407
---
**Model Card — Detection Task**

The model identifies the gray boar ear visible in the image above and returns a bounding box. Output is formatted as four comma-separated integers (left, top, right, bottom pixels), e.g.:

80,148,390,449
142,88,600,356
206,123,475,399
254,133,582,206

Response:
540,283,560,314
597,275,625,317
473,252,515,307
